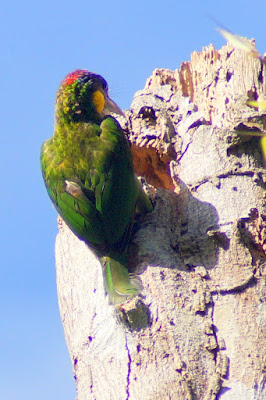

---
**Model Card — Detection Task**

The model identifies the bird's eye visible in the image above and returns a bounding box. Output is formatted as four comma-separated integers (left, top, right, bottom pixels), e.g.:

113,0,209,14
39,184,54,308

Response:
100,77,108,92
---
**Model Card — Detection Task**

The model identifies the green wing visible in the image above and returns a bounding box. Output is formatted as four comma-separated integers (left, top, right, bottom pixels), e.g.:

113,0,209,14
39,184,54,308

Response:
41,117,140,249
94,117,140,244
41,161,105,246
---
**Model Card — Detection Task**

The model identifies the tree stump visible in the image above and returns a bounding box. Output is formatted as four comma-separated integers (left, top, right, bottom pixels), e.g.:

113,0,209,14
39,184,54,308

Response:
55,42,266,400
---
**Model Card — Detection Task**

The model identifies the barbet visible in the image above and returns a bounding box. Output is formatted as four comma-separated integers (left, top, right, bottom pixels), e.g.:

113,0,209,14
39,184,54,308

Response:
41,70,152,303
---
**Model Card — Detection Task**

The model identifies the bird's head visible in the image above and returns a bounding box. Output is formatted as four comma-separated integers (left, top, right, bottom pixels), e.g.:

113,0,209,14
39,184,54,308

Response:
55,69,124,124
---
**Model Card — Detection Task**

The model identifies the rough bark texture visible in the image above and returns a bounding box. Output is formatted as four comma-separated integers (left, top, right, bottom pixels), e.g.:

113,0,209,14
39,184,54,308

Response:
55,42,266,400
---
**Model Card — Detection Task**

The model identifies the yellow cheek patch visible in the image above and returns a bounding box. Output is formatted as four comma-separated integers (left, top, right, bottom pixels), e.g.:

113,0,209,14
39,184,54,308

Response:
92,90,105,114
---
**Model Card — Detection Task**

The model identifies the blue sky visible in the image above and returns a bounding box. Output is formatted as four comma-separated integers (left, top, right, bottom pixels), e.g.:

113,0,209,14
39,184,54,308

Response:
1,1,265,399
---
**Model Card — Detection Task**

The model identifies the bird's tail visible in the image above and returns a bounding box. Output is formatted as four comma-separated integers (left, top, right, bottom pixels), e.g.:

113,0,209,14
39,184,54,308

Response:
101,254,142,304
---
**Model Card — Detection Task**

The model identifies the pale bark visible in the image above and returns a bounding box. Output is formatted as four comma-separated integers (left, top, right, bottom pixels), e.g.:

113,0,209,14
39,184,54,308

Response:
55,42,266,400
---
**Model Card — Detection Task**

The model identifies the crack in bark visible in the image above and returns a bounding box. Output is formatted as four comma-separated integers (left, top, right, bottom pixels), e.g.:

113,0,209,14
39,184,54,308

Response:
210,274,256,295
209,299,219,365
176,139,193,163
125,334,132,400
188,167,265,192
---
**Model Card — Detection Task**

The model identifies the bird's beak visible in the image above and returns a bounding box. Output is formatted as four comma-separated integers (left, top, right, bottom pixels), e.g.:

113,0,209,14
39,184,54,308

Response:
102,95,125,117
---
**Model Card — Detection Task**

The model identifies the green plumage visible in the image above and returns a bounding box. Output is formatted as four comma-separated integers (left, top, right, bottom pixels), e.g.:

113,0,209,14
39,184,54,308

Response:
41,70,152,303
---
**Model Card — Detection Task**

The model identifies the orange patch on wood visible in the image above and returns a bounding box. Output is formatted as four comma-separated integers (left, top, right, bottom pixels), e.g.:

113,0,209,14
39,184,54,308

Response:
131,145,174,190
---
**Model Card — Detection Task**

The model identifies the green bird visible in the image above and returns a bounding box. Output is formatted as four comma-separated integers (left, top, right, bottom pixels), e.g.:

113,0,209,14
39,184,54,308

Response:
41,70,152,304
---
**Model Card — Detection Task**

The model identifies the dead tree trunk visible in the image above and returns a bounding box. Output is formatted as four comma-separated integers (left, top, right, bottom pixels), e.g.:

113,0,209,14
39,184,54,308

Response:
55,42,266,400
